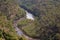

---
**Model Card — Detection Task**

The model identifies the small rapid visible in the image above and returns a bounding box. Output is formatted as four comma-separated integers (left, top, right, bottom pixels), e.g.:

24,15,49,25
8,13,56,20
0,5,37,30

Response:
26,11,34,20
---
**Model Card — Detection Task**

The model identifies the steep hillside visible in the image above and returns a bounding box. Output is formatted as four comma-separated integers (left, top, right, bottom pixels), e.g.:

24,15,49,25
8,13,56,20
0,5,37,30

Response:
17,0,60,40
18,0,60,16
0,0,60,40
0,0,27,40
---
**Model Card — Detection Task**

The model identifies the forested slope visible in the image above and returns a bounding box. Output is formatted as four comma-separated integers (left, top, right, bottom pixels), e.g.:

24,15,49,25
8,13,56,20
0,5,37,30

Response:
0,0,60,40
17,0,60,40
0,0,27,40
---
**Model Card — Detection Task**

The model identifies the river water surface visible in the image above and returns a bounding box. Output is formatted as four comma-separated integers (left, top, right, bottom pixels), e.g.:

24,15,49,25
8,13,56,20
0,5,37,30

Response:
26,11,34,20
13,10,38,40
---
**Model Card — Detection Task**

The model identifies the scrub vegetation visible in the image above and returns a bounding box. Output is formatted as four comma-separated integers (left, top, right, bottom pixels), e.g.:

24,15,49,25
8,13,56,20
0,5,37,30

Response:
17,0,60,40
0,0,27,40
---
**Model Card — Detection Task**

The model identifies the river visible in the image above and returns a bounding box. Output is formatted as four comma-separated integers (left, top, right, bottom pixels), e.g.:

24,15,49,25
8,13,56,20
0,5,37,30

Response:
13,9,39,40
26,11,34,20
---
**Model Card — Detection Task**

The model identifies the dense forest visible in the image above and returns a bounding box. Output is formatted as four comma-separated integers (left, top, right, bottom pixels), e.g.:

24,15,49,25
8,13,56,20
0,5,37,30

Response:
0,0,60,40
17,0,60,40
0,0,27,40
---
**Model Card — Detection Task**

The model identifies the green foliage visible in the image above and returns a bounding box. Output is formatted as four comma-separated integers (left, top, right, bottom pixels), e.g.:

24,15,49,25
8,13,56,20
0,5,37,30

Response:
18,19,32,27
0,0,27,40
13,7,26,20
18,0,60,40
18,19,40,37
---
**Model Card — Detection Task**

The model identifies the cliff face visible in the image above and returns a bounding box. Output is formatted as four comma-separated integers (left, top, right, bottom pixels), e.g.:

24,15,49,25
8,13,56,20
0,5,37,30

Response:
17,0,60,40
